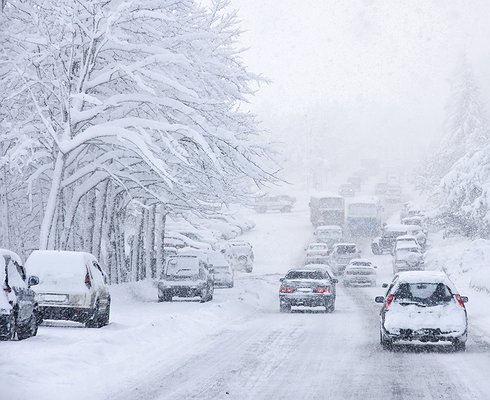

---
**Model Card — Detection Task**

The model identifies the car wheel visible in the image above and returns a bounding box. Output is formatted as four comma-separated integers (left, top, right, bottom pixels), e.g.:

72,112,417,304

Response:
159,291,172,302
85,304,100,328
200,290,208,303
326,301,335,313
453,339,466,352
279,302,291,313
380,330,392,350
0,313,16,341
97,300,111,327
17,313,38,340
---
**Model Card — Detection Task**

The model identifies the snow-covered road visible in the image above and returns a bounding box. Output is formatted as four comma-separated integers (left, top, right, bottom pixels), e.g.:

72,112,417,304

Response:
4,206,490,399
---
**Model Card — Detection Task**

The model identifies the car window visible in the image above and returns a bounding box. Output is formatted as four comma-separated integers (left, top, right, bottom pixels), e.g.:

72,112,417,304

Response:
91,262,105,288
394,283,453,305
285,271,324,280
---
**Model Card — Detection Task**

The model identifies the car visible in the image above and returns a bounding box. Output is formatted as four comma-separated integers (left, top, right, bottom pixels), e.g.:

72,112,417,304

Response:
392,243,424,274
329,243,361,275
338,183,355,197
175,229,219,248
394,235,421,252
0,249,40,340
343,259,377,287
208,252,234,288
166,232,212,250
253,194,296,213
374,182,388,195
25,250,111,328
220,240,254,272
375,271,468,351
305,242,330,265
157,255,214,302
384,183,402,202
279,267,337,313
400,202,425,221
371,224,413,255
313,225,343,247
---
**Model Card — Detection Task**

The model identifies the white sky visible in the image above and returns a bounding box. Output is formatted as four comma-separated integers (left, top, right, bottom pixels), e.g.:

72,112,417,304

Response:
227,0,490,177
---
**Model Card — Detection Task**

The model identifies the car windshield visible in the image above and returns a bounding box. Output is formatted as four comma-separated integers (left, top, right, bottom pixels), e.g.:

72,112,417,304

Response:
285,271,324,280
336,245,357,254
318,198,343,208
317,229,341,237
394,283,453,306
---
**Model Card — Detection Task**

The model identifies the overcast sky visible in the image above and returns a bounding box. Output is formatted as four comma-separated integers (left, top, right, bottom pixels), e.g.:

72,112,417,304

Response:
227,0,490,179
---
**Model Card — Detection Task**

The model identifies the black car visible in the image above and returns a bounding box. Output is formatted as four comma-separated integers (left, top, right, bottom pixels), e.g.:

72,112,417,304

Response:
279,266,337,313
371,224,410,255
0,249,40,340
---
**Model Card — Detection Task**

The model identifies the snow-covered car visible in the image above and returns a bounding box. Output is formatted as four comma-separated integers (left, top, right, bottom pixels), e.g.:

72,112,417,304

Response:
371,224,412,255
200,219,241,240
166,232,212,250
394,235,421,252
329,243,361,275
253,194,296,213
343,259,377,287
392,243,424,274
375,271,468,351
25,250,111,328
338,183,355,197
374,182,388,195
221,240,254,272
208,251,234,288
0,249,40,340
279,268,337,313
175,229,219,248
305,242,330,265
158,256,214,302
313,225,343,247
384,183,402,202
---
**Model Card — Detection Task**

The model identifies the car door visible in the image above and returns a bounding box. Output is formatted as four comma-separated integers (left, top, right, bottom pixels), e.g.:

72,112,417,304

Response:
6,258,33,325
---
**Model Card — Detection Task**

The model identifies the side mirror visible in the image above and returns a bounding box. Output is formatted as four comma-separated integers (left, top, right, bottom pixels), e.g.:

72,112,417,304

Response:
280,278,284,282
332,278,338,284
381,283,388,288
373,265,378,269
460,296,469,303
28,276,39,287
374,296,385,304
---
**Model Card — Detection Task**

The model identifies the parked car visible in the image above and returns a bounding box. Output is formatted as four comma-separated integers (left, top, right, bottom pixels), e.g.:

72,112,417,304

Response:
0,249,40,340
25,250,111,328
166,232,212,250
375,271,468,351
253,194,296,213
158,255,214,302
394,235,421,252
220,240,254,272
329,243,361,275
338,183,355,197
374,182,388,195
392,243,424,274
208,251,234,288
305,242,330,265
279,267,337,313
343,259,377,287
313,225,343,247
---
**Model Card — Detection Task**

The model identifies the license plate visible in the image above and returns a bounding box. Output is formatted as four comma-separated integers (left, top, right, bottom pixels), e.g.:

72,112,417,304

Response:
297,288,312,293
44,294,67,302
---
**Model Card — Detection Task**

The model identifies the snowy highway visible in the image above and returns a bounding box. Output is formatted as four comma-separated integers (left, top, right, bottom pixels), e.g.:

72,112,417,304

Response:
4,207,490,400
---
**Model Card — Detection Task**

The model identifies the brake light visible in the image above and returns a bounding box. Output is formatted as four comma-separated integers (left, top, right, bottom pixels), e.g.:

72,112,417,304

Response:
385,294,394,308
85,272,92,289
3,286,11,293
280,287,295,293
314,287,330,293
455,294,465,308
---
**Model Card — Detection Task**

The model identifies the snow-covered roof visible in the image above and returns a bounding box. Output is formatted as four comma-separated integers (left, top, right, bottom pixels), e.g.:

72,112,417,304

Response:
384,224,410,232
308,242,329,247
346,196,380,205
316,225,343,230
396,235,417,240
0,248,22,265
348,258,372,265
333,242,357,247
396,271,454,286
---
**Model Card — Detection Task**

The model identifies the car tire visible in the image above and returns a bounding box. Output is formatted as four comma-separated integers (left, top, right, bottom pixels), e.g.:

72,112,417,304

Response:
380,331,393,350
85,304,101,328
159,291,172,302
371,244,381,255
98,300,111,327
200,290,208,303
280,303,291,313
326,302,335,313
453,339,466,352
17,313,38,340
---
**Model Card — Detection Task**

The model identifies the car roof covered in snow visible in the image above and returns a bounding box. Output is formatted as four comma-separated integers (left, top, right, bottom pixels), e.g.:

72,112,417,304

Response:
0,248,22,265
346,196,380,205
396,234,418,240
316,225,342,230
308,242,329,247
395,271,456,289
333,242,357,247
384,224,410,232
302,264,336,277
348,258,372,265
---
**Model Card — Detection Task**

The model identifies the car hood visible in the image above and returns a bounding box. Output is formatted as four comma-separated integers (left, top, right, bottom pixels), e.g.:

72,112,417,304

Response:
384,302,466,333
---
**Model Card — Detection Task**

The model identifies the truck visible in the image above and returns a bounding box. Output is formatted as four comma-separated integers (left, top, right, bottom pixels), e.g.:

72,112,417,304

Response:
346,197,383,237
309,194,345,227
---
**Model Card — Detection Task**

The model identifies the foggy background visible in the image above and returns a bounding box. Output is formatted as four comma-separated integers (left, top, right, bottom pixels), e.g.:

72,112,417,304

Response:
228,0,490,190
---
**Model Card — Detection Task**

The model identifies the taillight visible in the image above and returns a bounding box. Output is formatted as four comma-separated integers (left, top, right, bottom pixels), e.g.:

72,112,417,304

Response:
314,287,330,293
3,286,11,293
280,287,295,293
385,294,394,308
455,294,465,308
85,272,92,289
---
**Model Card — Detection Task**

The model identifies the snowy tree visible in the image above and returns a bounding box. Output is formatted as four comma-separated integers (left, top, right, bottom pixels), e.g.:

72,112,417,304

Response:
0,0,276,279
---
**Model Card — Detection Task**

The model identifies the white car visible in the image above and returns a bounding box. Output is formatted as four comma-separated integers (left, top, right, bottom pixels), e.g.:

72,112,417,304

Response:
314,225,343,246
208,251,234,288
343,259,377,287
220,240,254,272
329,243,361,275
166,232,212,250
25,250,111,328
376,271,468,351
394,235,421,252
393,243,424,273
305,242,330,264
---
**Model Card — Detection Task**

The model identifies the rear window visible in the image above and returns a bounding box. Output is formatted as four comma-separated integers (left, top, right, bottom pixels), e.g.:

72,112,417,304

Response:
165,258,199,277
394,283,453,306
336,245,357,254
285,271,324,280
